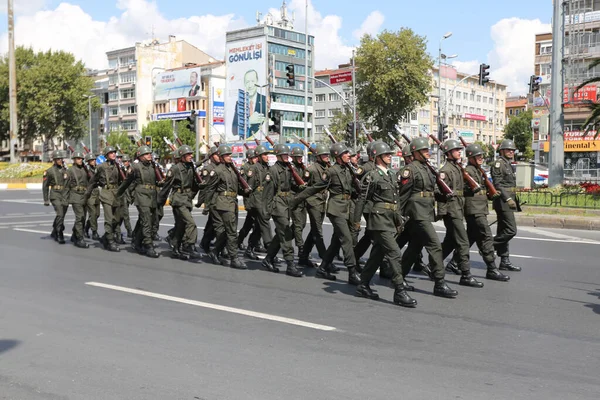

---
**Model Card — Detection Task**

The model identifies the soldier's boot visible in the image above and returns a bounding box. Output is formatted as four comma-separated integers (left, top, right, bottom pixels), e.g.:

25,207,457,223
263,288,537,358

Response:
355,283,379,300
115,233,125,245
298,257,317,268
182,244,201,259
75,239,89,249
230,257,247,270
273,256,283,265
92,231,100,241
459,273,484,288
420,263,434,280
347,266,361,286
144,244,159,258
393,284,417,308
499,256,522,271
445,259,461,275
57,231,66,245
153,233,162,241
261,258,280,273
107,242,120,252
70,233,76,243
244,247,259,260
315,261,336,280
285,260,304,277
221,247,230,258
207,250,221,265
171,246,182,259
254,242,267,253
50,230,57,241
433,279,458,298
485,261,510,281
237,237,247,251
400,281,415,292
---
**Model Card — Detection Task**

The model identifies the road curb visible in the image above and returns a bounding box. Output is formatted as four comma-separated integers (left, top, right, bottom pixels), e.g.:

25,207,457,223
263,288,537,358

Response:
0,183,42,190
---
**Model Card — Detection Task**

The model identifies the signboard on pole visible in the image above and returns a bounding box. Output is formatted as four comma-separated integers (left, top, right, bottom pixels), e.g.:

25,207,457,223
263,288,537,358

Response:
329,71,352,85
154,67,201,102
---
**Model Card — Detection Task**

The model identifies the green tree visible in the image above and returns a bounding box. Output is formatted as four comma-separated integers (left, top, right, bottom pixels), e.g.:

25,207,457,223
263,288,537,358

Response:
327,108,353,142
0,47,98,143
106,131,135,157
503,109,534,160
355,29,433,138
140,120,197,159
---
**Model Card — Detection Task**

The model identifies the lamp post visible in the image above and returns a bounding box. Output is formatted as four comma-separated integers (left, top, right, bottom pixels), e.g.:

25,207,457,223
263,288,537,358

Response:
437,31,452,165
83,94,93,151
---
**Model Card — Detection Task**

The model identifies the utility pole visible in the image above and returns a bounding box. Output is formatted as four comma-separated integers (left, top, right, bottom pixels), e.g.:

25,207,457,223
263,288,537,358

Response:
352,49,357,151
8,0,18,163
548,0,564,186
304,0,309,146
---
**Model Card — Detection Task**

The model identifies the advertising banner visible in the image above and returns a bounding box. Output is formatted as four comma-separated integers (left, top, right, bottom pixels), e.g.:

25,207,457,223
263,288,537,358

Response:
225,37,268,142
154,67,202,102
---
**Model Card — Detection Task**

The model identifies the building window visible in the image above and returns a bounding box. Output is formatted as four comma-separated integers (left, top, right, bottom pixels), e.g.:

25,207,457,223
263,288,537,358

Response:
410,112,417,121
489,97,494,104
455,91,461,98
540,44,552,54
121,88,135,99
483,96,487,103
463,92,468,100
329,93,340,102
268,43,306,59
109,122,120,132
121,121,136,131
470,93,475,101
109,91,118,101
469,107,474,113
126,105,136,114
108,58,118,69
328,108,341,117
315,125,324,134
119,55,135,66
315,109,325,118
419,109,430,118
470,121,475,127
315,94,326,102
272,93,312,105
456,105,461,113
476,108,481,114
109,75,118,85
275,61,310,76
109,107,118,116
476,95,481,102
120,72,136,84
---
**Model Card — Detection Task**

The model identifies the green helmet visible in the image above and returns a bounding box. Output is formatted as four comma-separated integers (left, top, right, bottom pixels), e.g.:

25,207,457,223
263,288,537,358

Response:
152,152,159,160
255,145,270,156
171,150,180,159
51,150,63,159
366,141,376,160
409,137,429,153
371,142,394,157
441,139,462,153
137,146,152,157
116,151,123,158
209,146,219,156
72,151,85,159
85,153,96,162
104,146,116,156
330,142,349,158
178,145,193,156
246,148,257,158
465,143,484,157
314,144,329,156
273,144,290,156
121,155,130,162
218,144,233,156
402,144,412,157
368,141,385,159
348,147,357,156
291,147,304,157
498,139,516,150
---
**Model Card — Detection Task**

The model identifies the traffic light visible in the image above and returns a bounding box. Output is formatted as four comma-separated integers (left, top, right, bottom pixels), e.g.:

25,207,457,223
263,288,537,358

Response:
528,75,540,94
346,122,354,143
145,135,152,147
186,110,197,132
286,64,295,87
269,110,281,133
478,63,490,86
438,123,449,141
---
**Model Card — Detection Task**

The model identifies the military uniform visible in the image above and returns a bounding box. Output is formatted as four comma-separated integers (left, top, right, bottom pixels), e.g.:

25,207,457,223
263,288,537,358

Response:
246,147,275,261
84,155,101,240
353,155,375,261
43,152,69,244
290,158,308,251
198,148,220,254
67,153,91,248
237,151,263,259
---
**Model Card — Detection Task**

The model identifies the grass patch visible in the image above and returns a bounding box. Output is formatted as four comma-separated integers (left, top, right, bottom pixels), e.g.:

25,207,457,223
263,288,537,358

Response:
0,162,52,179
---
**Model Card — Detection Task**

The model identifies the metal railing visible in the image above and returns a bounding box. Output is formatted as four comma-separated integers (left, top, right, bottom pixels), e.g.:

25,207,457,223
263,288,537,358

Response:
516,189,600,209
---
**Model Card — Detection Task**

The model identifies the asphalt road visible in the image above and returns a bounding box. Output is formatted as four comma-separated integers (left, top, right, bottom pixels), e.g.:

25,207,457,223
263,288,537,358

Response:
1,190,599,400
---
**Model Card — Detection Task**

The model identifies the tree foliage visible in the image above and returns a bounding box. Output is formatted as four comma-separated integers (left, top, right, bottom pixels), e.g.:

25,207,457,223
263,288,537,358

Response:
140,120,197,159
355,29,433,139
503,109,534,160
0,47,98,143
106,131,135,157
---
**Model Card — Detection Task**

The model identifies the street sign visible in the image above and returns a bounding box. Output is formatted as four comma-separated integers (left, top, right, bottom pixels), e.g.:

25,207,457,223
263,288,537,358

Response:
329,71,352,85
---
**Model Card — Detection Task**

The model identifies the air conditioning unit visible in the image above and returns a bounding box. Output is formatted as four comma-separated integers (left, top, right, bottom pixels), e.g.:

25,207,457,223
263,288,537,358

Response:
115,84,119,88
118,114,123,119
128,65,133,70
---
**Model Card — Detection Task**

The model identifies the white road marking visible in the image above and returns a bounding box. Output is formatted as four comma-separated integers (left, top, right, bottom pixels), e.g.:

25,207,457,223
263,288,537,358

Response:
434,230,600,245
85,282,337,332
13,228,71,237
467,250,551,260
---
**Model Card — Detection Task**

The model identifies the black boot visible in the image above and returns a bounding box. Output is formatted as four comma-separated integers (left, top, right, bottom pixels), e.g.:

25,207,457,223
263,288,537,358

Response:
144,244,159,258
50,230,57,241
207,250,221,265
394,284,417,308
285,261,304,277
355,283,379,300
401,280,415,292
75,240,89,249
107,242,120,252
171,246,182,259
499,256,522,271
445,259,461,275
182,244,200,259
115,233,125,245
231,258,247,270
244,247,259,260
70,233,76,243
315,263,336,280
348,267,361,286
92,231,100,241
127,228,133,238
298,257,317,268
261,258,280,273
153,233,162,241
419,264,434,280
238,241,247,251
433,279,458,298
254,245,267,253
272,256,283,265
57,231,65,245
84,226,90,239
486,261,510,281
459,274,484,288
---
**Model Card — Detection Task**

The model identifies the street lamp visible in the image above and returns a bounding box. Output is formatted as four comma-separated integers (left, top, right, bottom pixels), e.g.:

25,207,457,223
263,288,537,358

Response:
83,94,93,151
437,31,453,165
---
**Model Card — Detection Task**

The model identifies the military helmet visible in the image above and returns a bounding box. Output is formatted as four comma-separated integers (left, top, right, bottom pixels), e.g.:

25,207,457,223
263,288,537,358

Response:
348,147,357,156
51,150,63,159
71,151,85,159
137,145,152,157
314,144,329,156
246,148,257,159
498,139,517,150
116,151,124,158
330,142,349,158
171,149,180,159
368,141,384,159
409,137,430,153
209,146,219,156
441,138,462,153
366,141,376,160
291,147,304,157
121,154,131,162
255,145,271,156
465,143,484,158
218,144,233,156
85,153,96,162
103,146,116,156
402,144,412,157
371,142,394,157
152,152,159,160
178,145,193,157
273,143,290,156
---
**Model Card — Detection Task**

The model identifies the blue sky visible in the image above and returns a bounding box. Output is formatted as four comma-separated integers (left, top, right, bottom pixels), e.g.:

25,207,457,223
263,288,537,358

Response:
0,0,553,93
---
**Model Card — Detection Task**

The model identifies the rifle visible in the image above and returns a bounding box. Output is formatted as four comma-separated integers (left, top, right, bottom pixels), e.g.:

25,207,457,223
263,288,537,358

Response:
360,122,374,143
243,142,250,150
65,141,92,179
175,137,184,146
325,127,361,192
457,136,500,200
79,141,91,155
164,137,204,184
397,129,454,198
264,135,306,186
291,134,316,154
106,142,127,181
429,134,481,194
387,132,404,151
324,126,338,144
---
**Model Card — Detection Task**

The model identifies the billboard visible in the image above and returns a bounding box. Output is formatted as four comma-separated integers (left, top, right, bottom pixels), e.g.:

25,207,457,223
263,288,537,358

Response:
154,67,202,102
225,37,268,142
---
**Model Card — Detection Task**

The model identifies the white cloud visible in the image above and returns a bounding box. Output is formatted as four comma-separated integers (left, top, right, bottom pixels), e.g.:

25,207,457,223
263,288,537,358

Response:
352,11,385,40
451,60,480,76
0,0,47,15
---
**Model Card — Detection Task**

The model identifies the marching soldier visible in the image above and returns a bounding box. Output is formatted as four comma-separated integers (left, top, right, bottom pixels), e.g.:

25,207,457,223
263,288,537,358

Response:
164,148,181,249
237,147,260,256
42,150,69,244
491,139,522,272
120,154,134,239
67,150,91,248
260,144,303,277
152,152,165,241
437,139,483,288
398,137,458,298
117,146,160,258
290,146,308,255
84,153,101,240
198,146,221,254
202,144,248,269
85,146,123,252
354,141,378,265
353,142,416,307
158,145,201,260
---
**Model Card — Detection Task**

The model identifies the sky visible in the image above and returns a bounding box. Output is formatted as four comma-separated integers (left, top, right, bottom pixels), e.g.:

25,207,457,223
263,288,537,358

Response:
0,0,553,95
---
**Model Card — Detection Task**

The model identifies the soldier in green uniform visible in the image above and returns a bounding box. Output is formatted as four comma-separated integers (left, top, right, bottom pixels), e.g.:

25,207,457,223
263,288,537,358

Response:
437,139,483,288
447,144,510,281
491,139,522,271
353,141,378,265
398,137,458,298
117,146,160,258
237,147,260,258
84,153,101,240
260,144,303,277
202,144,248,269
85,146,123,252
120,154,134,239
297,144,330,269
67,150,91,248
290,146,308,254
152,152,165,241
164,149,181,250
353,142,417,307
43,150,69,244
198,146,221,254
159,145,201,260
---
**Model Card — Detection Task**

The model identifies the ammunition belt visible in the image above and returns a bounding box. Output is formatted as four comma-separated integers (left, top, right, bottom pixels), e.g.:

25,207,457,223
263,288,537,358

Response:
412,191,434,198
375,202,398,211
454,190,464,196
51,185,65,190
220,191,237,197
333,194,351,200
73,186,87,192
277,191,291,197
141,184,157,190
175,188,190,193
255,186,264,192
105,184,117,189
